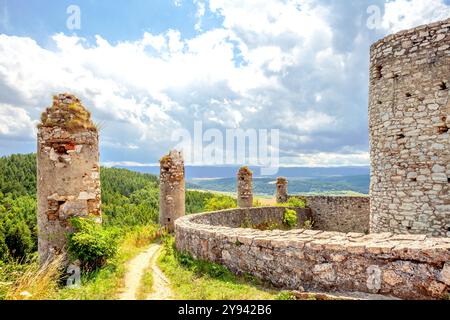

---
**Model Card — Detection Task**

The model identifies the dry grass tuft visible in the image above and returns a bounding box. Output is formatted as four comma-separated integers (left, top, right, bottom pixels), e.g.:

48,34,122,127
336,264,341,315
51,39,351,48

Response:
5,256,63,300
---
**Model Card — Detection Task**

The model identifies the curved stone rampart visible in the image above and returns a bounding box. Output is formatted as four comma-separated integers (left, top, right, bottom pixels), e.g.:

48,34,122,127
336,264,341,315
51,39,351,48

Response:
175,207,450,300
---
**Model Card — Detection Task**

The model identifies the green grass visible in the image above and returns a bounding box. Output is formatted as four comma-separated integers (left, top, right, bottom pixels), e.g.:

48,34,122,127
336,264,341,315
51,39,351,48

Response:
137,263,154,300
157,236,281,300
56,225,160,300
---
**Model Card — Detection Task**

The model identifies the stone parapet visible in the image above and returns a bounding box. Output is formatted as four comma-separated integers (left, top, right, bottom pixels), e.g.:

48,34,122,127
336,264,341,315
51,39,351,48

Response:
175,208,450,300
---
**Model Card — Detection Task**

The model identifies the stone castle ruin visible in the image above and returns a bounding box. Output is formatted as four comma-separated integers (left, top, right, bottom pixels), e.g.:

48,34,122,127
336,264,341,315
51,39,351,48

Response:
237,166,253,208
36,18,449,299
369,19,450,237
37,93,101,265
175,19,450,300
159,150,185,232
276,177,288,204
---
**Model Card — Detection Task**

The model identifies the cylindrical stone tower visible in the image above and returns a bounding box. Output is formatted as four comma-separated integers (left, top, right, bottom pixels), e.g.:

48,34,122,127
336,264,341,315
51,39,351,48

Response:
369,18,450,237
276,177,288,204
237,167,253,208
159,150,185,232
37,93,101,265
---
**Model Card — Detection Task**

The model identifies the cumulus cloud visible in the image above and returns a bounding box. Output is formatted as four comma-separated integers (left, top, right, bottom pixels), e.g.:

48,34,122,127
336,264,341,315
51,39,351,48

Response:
383,0,450,32
0,104,37,139
0,0,449,166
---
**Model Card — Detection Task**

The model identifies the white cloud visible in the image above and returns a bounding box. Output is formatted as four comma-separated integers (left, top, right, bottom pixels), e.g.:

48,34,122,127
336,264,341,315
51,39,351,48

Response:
0,104,37,139
383,0,450,32
1,0,449,166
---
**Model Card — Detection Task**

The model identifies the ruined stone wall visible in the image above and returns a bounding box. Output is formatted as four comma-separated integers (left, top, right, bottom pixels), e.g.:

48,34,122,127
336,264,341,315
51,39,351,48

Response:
276,177,288,204
237,167,253,208
291,195,370,234
175,209,450,300
37,94,101,265
159,150,185,232
369,18,450,236
191,207,312,229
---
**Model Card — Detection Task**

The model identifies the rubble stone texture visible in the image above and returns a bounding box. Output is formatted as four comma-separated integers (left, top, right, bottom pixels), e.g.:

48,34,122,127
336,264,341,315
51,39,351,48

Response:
237,167,253,208
369,18,450,236
159,150,185,232
276,177,288,204
175,208,450,300
37,93,101,265
293,195,370,234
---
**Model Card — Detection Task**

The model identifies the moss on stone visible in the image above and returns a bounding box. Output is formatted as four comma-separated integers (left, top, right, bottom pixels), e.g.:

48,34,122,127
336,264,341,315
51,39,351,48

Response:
39,93,96,131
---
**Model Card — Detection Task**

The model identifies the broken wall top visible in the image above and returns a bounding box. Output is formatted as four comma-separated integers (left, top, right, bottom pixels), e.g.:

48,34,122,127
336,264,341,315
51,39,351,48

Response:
39,93,97,132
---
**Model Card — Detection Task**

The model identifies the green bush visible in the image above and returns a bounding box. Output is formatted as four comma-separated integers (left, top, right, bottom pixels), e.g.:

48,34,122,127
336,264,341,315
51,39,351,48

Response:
303,218,314,230
204,195,237,212
67,218,120,270
283,209,298,229
285,197,306,208
0,234,9,261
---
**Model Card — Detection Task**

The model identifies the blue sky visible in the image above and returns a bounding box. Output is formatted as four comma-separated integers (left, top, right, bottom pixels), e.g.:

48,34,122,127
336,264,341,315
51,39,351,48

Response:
0,0,449,167
0,0,223,44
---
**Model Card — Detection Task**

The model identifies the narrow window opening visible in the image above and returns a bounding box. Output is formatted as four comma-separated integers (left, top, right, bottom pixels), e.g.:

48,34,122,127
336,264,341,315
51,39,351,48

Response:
397,133,405,140
375,65,383,80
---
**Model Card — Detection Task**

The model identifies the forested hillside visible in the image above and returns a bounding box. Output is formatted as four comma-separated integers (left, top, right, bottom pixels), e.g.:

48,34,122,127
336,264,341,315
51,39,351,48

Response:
0,154,216,263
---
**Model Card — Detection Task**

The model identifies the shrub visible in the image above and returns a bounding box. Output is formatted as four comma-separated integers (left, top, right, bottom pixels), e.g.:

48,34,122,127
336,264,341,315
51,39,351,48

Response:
283,209,298,229
204,195,237,212
285,197,306,208
303,218,315,230
67,218,120,270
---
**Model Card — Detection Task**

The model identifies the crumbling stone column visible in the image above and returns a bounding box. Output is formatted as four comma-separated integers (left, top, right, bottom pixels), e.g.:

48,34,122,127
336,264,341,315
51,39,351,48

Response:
369,18,450,236
37,93,101,265
276,177,288,204
159,150,185,232
237,167,253,208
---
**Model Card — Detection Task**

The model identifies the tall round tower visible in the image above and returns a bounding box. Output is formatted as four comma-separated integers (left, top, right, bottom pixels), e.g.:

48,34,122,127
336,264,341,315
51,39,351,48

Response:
369,19,450,236
237,167,253,208
159,150,185,232
37,93,101,265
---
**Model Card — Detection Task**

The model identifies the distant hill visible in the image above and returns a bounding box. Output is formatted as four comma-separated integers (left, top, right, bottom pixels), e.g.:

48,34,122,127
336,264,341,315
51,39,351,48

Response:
187,175,370,196
116,165,370,179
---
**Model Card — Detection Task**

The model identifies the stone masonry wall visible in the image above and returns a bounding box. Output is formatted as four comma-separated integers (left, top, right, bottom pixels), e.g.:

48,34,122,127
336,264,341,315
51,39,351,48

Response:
292,195,370,234
192,207,312,229
159,150,185,232
369,18,450,236
37,93,101,265
175,208,450,300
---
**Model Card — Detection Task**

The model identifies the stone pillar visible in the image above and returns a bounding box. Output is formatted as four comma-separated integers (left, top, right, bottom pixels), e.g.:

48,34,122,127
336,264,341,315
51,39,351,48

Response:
276,177,288,204
369,18,450,236
237,167,253,208
37,93,101,265
159,150,185,232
